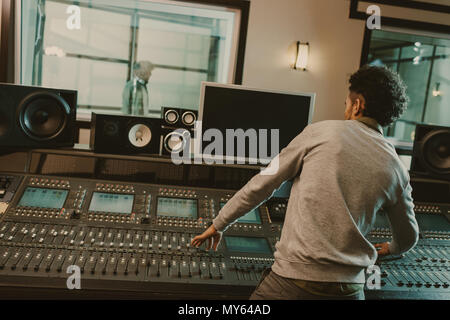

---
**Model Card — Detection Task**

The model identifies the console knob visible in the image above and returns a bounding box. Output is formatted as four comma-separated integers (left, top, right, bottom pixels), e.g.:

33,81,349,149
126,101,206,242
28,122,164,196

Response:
69,209,80,219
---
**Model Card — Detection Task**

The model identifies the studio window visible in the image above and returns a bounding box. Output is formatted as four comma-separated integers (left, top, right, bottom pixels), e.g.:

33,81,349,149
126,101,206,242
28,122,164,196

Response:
364,29,450,144
17,0,248,119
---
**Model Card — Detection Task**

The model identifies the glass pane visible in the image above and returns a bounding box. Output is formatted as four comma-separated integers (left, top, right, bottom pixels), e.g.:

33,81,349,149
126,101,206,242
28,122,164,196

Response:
424,46,450,125
136,8,234,113
367,38,400,64
367,29,450,143
41,56,127,112
148,68,207,116
20,0,238,117
389,121,416,142
44,1,131,60
400,44,433,60
397,58,431,122
137,18,213,70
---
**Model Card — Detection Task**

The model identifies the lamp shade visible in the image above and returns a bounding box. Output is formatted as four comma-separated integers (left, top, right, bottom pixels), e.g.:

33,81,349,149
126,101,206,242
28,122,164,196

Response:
294,42,309,70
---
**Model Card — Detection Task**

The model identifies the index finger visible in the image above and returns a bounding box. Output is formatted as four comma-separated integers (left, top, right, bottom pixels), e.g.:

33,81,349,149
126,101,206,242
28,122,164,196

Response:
191,235,204,247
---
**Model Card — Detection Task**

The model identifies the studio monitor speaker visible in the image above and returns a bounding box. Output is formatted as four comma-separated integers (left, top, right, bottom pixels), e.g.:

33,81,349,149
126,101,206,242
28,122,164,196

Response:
162,107,197,129
160,107,197,156
411,124,450,181
161,127,192,156
0,83,77,148
90,113,162,155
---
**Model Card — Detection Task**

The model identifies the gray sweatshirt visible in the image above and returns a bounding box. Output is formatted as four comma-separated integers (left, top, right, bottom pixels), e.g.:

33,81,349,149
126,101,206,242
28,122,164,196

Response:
213,118,419,284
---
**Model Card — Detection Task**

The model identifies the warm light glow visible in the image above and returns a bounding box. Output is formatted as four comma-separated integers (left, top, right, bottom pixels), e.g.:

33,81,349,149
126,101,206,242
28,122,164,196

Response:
294,42,309,71
432,82,442,97
432,90,442,97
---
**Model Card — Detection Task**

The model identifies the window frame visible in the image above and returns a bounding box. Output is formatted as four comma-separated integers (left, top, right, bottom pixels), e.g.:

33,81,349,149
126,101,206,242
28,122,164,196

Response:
5,0,250,123
359,25,450,149
0,0,15,83
349,0,450,34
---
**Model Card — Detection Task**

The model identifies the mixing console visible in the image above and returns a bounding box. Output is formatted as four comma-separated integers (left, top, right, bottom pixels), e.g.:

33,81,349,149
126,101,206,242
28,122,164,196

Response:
0,173,448,299
0,175,22,215
0,174,278,298
365,211,449,299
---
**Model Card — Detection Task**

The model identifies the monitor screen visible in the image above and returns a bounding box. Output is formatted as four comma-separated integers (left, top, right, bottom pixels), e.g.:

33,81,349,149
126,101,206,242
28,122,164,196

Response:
89,192,134,214
220,202,261,224
199,83,314,163
157,197,198,219
18,187,68,209
224,236,271,254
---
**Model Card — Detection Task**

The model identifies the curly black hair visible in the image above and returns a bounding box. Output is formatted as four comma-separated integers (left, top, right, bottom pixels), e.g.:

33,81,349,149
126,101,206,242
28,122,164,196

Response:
349,65,409,127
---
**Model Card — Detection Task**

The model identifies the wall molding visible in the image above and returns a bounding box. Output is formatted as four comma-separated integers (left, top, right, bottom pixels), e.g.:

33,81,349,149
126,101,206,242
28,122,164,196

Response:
349,0,450,34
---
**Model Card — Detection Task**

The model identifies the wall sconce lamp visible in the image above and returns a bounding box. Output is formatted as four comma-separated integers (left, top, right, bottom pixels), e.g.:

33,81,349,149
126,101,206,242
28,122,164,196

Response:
293,41,309,71
432,82,442,97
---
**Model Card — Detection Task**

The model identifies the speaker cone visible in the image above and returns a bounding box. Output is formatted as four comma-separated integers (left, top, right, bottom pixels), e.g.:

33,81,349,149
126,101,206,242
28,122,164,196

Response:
164,109,179,125
128,123,152,148
163,131,189,153
181,111,196,126
18,92,70,141
420,129,450,175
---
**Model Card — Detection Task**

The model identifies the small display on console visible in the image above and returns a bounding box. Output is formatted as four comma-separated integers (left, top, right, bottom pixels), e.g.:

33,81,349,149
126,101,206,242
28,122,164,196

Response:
224,236,271,254
220,202,261,224
18,187,68,209
157,197,197,219
89,192,134,214
416,214,450,232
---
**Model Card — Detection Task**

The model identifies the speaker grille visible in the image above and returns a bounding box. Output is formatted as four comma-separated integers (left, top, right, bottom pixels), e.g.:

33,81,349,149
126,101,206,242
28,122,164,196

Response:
18,92,70,141
412,124,450,180
164,109,179,125
181,111,196,126
164,131,184,153
420,129,450,175
161,107,197,129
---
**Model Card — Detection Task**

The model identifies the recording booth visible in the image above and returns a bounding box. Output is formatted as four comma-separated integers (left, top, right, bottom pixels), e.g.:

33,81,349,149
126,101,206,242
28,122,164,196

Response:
0,0,449,301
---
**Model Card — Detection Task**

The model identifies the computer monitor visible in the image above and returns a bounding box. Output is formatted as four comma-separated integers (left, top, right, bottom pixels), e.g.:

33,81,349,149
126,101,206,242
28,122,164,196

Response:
198,82,315,164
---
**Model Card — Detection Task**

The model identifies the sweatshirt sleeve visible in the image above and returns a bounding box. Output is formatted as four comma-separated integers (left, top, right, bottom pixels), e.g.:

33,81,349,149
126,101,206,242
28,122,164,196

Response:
386,183,419,255
212,126,313,232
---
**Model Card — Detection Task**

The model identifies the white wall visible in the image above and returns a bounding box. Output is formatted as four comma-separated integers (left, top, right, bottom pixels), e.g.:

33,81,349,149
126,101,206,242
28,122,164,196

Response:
241,0,366,123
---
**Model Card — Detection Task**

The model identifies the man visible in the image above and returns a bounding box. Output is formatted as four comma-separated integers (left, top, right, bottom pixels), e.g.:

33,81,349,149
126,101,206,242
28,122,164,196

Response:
191,65,419,300
122,60,154,116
